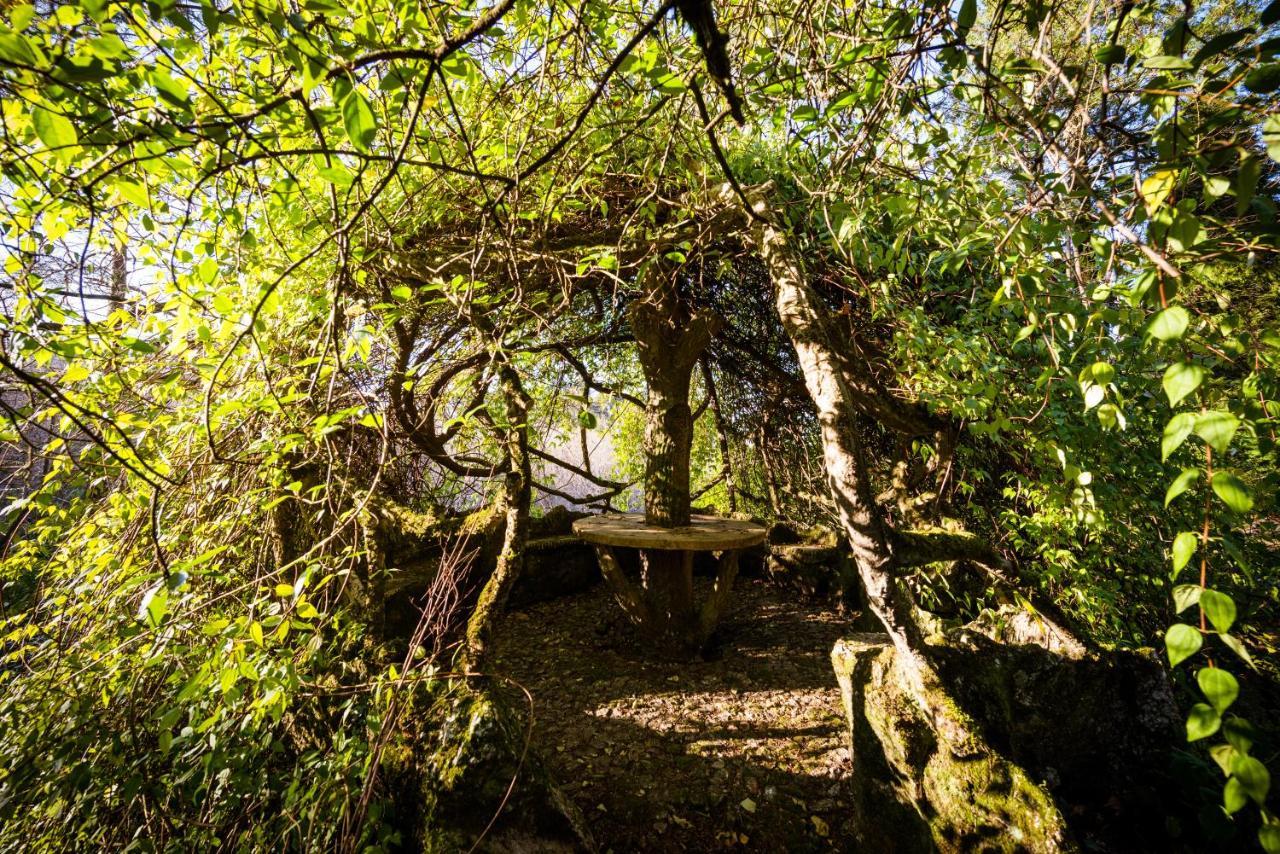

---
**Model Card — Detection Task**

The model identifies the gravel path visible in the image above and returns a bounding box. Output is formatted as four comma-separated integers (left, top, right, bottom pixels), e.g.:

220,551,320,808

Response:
493,578,859,852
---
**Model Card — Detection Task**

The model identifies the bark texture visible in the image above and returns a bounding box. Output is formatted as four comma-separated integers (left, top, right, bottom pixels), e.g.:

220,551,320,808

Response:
628,264,722,527
725,185,982,745
462,361,532,670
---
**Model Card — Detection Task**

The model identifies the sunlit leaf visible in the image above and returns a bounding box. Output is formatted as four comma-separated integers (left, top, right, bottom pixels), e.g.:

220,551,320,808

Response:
1161,413,1195,460
1232,754,1271,804
1201,589,1236,633
1197,667,1238,713
1162,362,1205,407
1186,702,1220,741
1165,623,1202,667
1211,471,1253,513
1171,531,1197,575
1164,467,1200,506
1194,410,1239,454
1172,584,1201,613
1141,170,1177,214
342,90,377,153
1146,306,1189,342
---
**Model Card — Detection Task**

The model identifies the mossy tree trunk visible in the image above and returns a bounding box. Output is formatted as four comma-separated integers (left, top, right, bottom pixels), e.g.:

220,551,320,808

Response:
462,360,531,671
629,264,721,527
624,262,723,657
730,187,984,744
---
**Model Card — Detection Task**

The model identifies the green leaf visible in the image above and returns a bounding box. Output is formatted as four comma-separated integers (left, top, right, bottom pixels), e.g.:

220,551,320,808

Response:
1194,411,1239,454
0,33,38,66
1260,823,1280,854
1162,413,1196,460
1163,362,1205,407
792,105,820,123
1164,468,1200,506
115,179,149,207
137,585,168,628
956,0,977,35
212,293,234,315
1201,589,1236,633
1165,623,1202,667
1224,715,1255,753
1186,702,1220,741
342,90,377,153
1146,306,1189,341
1095,44,1125,65
32,107,78,162
1193,28,1252,66
1238,154,1262,214
1171,531,1197,574
197,258,218,285
150,68,191,109
1211,742,1237,775
249,620,264,646
1211,471,1253,513
1144,55,1192,70
578,410,597,430
1219,632,1254,666
1245,63,1280,94
1197,667,1239,713
1173,584,1202,613
317,164,354,186
1231,754,1270,804
1167,212,1205,252
1225,776,1248,814
1081,361,1115,385
652,72,687,94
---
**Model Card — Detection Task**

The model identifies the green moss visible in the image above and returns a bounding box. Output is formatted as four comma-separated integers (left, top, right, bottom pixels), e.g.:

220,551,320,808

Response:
923,751,1070,853
831,637,1073,853
378,681,592,851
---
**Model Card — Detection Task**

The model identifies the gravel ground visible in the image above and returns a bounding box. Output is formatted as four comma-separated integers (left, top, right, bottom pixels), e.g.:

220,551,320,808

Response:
492,577,860,852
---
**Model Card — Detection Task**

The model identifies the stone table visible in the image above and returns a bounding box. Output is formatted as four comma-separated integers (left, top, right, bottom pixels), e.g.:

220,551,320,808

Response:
574,513,766,657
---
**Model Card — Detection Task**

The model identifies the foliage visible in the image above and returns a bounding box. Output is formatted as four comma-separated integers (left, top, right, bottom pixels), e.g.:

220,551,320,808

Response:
0,0,1277,848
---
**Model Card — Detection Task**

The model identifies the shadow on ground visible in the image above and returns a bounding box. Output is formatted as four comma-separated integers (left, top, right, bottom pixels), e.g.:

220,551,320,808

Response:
493,578,857,852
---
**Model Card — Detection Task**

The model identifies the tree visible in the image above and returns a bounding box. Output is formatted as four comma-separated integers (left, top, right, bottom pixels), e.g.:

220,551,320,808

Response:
0,0,1276,848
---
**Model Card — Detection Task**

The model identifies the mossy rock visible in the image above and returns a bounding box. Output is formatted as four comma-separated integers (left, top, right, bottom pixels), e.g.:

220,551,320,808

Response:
833,627,1188,853
380,680,593,852
510,536,600,608
931,632,1183,849
831,635,1073,853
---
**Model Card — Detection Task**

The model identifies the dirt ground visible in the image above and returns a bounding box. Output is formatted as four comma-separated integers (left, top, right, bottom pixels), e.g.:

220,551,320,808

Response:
492,577,860,852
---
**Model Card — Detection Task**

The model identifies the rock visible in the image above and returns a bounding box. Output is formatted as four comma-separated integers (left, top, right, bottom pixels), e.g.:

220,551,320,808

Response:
767,521,804,545
831,629,1185,853
381,680,595,852
529,506,589,538
954,604,1086,659
831,634,1069,853
509,535,600,608
766,543,858,606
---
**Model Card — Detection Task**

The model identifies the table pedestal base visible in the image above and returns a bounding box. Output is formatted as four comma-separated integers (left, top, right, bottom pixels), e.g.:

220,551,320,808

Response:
592,544,741,659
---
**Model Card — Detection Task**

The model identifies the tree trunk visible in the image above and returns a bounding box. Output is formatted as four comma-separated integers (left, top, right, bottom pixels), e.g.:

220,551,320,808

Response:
628,263,722,527
462,361,532,671
640,363,696,526
757,421,782,516
735,190,977,745
620,264,726,657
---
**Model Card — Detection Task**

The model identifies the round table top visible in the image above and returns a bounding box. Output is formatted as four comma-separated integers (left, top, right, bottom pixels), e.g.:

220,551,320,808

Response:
573,513,766,551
